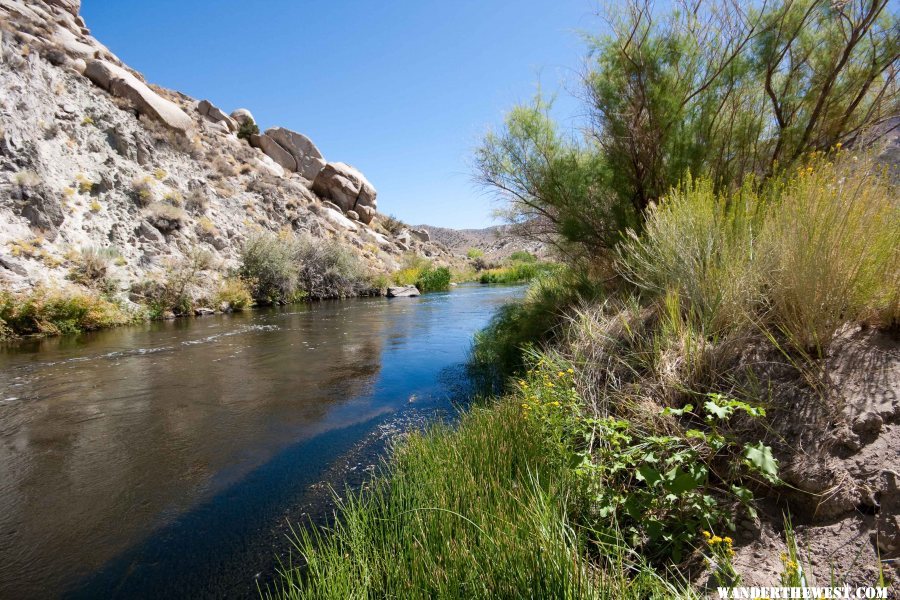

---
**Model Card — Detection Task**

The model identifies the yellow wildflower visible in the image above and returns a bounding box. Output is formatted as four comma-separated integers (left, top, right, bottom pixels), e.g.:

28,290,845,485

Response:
701,530,711,539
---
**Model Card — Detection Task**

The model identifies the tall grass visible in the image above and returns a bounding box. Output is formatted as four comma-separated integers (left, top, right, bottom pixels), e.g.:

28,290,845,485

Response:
267,396,686,600
617,151,899,354
471,268,605,381
479,260,556,284
760,155,899,351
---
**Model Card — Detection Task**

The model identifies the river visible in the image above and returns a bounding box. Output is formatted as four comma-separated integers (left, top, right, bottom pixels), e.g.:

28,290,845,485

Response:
0,283,521,599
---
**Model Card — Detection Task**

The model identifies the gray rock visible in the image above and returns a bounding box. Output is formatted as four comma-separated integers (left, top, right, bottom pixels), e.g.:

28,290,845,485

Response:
249,133,297,172
410,228,430,242
84,60,193,133
387,285,420,298
852,411,883,437
346,210,359,221
265,127,326,180
198,99,237,132
194,307,215,316
18,184,64,237
0,256,28,276
136,220,164,243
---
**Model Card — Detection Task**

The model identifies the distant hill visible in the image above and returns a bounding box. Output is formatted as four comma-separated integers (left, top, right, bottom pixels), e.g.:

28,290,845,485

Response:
415,224,547,261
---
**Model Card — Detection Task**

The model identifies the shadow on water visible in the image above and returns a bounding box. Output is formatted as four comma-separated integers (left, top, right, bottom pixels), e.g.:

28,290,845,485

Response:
0,284,523,599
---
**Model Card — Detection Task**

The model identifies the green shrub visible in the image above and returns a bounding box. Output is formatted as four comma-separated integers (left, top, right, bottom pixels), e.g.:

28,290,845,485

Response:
68,246,121,297
479,261,555,284
466,247,484,259
759,154,899,351
240,231,370,303
131,248,214,317
236,118,259,141
0,287,133,338
509,250,536,263
415,266,451,292
378,214,406,235
392,256,451,293
215,276,253,310
617,151,900,354
295,235,368,300
239,231,302,304
471,268,604,381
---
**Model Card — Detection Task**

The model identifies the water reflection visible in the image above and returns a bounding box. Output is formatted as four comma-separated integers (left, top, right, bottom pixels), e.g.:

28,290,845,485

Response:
0,284,521,598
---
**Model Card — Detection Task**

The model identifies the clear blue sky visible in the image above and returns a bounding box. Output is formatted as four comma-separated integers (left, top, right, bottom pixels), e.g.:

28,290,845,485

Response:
81,1,602,229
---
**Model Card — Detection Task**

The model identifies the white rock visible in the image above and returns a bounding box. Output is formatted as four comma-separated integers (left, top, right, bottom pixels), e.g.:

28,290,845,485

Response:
84,59,193,133
265,127,326,180
230,108,255,126
249,133,297,172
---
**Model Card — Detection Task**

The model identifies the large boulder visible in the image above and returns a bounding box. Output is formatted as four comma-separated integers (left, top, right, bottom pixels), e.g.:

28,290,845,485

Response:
265,127,326,180
230,108,255,126
249,133,297,172
387,285,420,298
84,60,193,134
198,100,237,132
410,228,430,242
312,162,377,224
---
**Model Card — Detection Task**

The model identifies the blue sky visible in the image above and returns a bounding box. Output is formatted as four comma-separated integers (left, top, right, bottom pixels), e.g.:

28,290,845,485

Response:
81,1,601,229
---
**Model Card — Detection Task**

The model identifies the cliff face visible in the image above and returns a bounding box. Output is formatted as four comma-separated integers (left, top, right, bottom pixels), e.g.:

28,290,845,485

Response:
0,0,448,299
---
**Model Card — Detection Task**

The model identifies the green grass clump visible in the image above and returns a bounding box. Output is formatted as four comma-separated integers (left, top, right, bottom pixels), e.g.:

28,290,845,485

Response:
471,268,604,379
0,287,133,338
269,385,683,600
479,260,555,284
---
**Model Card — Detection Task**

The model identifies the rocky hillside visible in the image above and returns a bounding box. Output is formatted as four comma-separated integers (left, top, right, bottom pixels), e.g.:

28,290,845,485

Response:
0,0,452,302
416,224,546,261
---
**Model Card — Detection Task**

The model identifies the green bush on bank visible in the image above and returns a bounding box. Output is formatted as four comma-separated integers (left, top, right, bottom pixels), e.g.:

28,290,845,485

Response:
0,287,134,339
393,255,452,292
239,230,370,303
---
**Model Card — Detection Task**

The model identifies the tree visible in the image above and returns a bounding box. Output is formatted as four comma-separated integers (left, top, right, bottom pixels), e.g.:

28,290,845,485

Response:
477,0,898,257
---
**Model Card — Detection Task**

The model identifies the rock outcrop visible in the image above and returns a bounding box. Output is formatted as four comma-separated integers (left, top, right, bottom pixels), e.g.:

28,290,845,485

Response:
265,127,326,181
197,99,237,132
249,133,297,172
85,59,193,134
312,162,377,224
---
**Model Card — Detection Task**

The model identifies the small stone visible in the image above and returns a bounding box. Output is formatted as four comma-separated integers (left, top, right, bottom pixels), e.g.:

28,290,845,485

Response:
852,411,883,437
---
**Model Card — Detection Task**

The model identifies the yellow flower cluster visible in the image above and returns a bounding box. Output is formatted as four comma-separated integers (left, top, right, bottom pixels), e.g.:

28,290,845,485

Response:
702,531,734,555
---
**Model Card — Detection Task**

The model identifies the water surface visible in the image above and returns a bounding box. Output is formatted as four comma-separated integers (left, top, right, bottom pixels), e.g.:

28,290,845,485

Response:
0,284,521,598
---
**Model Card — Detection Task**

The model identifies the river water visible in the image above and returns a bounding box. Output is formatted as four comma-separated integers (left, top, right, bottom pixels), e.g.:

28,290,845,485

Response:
0,283,521,599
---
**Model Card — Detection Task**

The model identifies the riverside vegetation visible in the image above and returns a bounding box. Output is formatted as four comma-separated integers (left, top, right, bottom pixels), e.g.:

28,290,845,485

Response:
271,0,899,597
